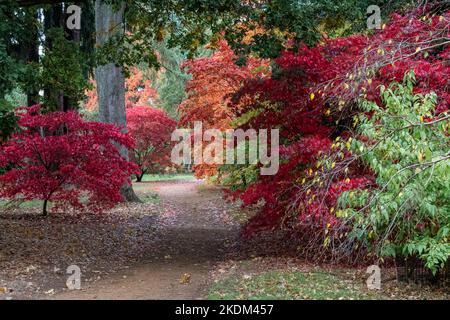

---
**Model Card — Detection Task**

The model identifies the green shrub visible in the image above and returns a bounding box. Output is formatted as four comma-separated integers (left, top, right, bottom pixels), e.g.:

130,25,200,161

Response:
339,72,450,274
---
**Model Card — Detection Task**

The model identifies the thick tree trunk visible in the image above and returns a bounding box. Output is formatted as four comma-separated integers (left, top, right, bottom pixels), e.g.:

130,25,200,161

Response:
43,3,73,111
95,0,140,202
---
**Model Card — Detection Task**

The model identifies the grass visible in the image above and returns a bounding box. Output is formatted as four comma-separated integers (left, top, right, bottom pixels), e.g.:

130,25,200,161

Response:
138,173,196,182
208,269,383,300
0,199,44,209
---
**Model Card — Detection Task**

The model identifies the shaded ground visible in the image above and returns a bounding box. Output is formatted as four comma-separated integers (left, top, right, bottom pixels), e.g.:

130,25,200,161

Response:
55,180,240,300
1,178,448,300
0,179,241,299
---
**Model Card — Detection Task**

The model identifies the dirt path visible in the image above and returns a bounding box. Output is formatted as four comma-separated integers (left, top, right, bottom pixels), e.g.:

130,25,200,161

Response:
55,180,240,300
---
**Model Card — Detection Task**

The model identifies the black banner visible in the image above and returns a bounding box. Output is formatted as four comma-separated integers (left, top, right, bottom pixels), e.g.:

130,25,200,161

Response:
0,300,446,319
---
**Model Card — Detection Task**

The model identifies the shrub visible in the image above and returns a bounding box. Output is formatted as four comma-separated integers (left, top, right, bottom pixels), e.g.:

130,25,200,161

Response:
339,73,450,274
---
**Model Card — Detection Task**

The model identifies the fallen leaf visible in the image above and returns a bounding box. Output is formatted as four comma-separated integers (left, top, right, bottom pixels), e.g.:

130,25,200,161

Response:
180,273,191,284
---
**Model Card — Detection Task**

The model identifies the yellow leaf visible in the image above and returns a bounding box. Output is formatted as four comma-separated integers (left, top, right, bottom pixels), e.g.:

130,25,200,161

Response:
324,236,330,247
180,273,192,284
310,93,315,101
418,152,424,162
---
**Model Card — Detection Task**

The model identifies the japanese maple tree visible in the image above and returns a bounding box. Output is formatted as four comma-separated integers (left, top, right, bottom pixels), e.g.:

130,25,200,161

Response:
178,40,270,177
0,106,138,216
126,106,177,182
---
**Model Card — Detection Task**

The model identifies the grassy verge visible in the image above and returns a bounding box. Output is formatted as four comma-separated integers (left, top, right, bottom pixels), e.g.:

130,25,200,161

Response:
208,268,382,300
138,173,195,182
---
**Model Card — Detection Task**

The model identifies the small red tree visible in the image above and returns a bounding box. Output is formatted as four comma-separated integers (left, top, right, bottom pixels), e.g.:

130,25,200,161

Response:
0,106,138,216
126,106,177,182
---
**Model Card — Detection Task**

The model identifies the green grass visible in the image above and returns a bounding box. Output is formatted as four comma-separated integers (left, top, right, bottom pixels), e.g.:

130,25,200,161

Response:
208,269,383,300
138,173,196,182
0,199,44,209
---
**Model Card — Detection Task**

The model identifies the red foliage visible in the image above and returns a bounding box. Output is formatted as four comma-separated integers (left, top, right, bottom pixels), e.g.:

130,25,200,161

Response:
126,106,177,181
0,106,138,215
226,9,449,262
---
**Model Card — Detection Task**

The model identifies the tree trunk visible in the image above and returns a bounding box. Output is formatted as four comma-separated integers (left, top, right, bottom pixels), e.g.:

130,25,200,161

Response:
94,0,140,202
26,9,40,106
42,199,48,216
136,171,146,182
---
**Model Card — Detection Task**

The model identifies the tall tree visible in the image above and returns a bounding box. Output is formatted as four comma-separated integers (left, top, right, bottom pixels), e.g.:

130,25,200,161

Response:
94,0,139,202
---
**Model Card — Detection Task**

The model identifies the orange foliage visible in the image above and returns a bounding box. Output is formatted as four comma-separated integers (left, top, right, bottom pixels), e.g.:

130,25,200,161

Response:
178,40,270,178
84,67,157,111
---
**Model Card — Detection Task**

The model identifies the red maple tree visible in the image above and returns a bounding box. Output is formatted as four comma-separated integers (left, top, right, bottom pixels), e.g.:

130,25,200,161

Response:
126,106,177,182
0,106,138,215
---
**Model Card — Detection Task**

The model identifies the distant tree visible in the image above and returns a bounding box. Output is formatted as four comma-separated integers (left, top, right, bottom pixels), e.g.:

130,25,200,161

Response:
126,106,177,182
153,41,191,118
178,39,270,178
